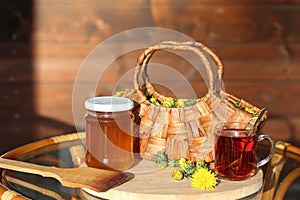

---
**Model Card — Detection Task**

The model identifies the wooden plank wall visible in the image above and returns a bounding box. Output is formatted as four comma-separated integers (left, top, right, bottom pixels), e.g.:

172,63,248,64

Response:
1,0,300,154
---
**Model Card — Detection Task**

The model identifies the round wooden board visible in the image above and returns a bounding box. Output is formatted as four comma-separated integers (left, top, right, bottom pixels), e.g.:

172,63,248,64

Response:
81,159,263,200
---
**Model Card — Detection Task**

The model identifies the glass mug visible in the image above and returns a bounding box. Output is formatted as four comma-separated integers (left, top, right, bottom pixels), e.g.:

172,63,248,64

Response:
85,96,135,171
214,122,275,180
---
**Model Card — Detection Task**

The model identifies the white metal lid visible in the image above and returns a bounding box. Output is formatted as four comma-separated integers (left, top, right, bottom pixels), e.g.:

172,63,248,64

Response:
84,96,134,112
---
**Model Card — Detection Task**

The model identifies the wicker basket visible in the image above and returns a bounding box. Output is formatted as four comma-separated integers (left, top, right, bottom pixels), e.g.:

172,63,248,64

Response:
127,41,267,163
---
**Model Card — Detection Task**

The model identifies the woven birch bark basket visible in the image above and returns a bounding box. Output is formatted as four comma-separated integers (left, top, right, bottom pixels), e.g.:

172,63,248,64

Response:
126,41,268,163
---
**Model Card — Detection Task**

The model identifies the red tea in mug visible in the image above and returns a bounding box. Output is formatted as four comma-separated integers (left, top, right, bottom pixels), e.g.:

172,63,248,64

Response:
214,129,257,180
214,122,275,180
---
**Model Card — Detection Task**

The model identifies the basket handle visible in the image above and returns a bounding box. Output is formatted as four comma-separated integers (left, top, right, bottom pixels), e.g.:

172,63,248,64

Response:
133,41,224,101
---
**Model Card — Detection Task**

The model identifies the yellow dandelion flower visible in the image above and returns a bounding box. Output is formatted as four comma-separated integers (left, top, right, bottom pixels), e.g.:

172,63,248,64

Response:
191,168,218,190
178,157,187,169
172,169,184,180
162,97,174,108
245,107,255,114
175,99,185,108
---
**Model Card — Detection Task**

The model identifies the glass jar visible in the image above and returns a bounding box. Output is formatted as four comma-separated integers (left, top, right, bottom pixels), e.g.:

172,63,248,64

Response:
85,96,134,171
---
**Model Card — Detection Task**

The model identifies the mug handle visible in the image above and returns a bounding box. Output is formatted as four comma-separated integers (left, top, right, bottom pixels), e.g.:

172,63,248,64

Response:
257,135,275,167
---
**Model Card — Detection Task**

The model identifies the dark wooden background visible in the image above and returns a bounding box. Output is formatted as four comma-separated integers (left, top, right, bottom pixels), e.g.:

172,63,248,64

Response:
1,0,300,154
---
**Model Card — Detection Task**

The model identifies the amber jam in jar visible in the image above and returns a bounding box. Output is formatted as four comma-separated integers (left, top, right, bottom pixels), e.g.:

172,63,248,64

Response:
85,96,134,171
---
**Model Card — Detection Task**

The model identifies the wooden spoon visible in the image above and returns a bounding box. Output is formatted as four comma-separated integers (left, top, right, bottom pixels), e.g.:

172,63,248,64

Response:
0,158,129,192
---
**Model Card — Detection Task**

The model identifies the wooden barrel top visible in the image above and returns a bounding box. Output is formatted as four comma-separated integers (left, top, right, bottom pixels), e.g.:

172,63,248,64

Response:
81,159,263,200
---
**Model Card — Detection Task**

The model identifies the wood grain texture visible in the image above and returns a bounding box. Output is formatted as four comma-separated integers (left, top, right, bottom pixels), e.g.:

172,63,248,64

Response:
1,0,300,154
27,1,300,43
